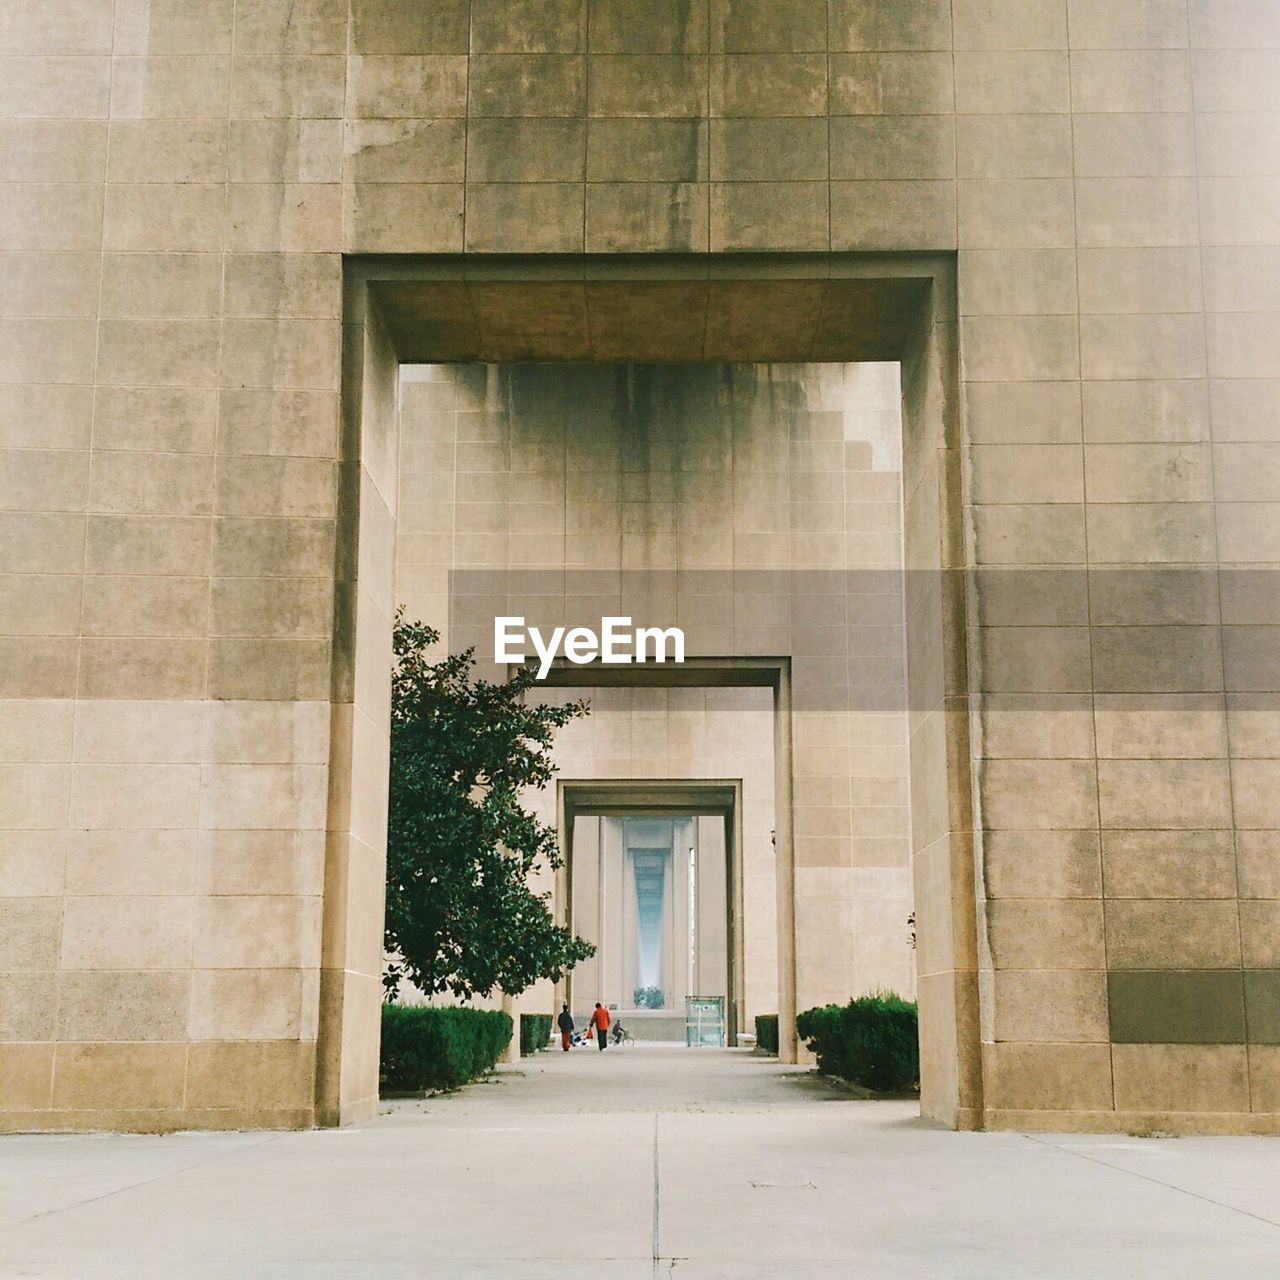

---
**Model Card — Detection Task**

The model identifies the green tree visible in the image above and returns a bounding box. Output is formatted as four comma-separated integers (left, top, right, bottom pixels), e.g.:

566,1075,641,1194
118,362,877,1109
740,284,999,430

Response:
383,615,594,1001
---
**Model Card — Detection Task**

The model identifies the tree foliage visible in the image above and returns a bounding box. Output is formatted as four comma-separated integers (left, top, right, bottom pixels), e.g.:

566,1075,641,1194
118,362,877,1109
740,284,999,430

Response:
384,615,594,1001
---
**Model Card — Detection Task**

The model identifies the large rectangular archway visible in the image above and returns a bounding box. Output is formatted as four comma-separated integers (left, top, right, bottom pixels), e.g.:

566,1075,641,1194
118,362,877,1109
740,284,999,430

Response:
321,253,975,1128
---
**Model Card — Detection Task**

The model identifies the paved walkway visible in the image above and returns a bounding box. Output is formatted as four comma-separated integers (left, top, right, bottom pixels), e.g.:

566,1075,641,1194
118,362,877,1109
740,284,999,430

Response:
3,1045,1279,1278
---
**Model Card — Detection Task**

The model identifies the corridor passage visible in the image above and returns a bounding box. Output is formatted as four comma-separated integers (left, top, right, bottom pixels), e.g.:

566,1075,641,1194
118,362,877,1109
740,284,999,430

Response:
4,1046,1279,1278
386,1039,845,1115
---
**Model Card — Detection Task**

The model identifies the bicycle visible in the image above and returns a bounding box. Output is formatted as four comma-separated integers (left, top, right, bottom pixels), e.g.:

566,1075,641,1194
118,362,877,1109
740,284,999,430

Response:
610,1021,635,1047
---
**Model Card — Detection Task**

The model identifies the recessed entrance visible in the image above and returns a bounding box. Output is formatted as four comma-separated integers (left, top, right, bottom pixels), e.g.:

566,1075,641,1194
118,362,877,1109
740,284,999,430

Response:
542,660,793,1058
326,253,976,1129
562,782,739,1044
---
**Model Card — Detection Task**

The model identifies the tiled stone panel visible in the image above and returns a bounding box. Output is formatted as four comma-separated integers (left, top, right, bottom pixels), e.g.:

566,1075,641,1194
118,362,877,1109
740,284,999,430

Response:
964,0,1280,1132
2,0,345,1130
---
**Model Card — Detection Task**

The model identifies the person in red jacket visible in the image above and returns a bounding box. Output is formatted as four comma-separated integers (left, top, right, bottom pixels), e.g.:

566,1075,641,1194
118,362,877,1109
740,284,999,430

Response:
589,1002,610,1052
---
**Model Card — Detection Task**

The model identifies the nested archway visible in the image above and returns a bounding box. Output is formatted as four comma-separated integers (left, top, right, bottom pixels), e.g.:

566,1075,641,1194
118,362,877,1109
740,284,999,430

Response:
549,662,790,1053
560,779,743,1046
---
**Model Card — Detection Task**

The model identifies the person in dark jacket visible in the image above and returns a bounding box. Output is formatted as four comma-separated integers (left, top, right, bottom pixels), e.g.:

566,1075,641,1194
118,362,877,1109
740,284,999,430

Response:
557,1003,574,1052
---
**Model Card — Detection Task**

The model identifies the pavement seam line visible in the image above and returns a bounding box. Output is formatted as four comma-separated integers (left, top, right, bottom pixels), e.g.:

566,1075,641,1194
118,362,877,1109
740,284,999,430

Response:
2,1133,291,1233
1021,1134,1280,1233
652,1111,661,1279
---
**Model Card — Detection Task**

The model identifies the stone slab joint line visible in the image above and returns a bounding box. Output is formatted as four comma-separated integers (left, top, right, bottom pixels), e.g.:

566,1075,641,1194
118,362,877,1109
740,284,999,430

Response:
1021,1135,1280,1233
652,1112,660,1279
2,1133,290,1234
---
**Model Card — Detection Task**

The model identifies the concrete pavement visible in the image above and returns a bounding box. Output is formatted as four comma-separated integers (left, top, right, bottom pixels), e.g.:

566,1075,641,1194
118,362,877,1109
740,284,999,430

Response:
2,1045,1278,1278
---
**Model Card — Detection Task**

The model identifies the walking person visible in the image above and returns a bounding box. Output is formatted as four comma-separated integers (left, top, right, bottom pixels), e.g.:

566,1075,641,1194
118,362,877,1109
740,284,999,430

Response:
557,1002,574,1052
589,1002,610,1052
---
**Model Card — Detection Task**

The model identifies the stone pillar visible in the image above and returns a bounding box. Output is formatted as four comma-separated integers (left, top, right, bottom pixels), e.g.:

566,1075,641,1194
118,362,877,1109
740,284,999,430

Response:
316,283,398,1126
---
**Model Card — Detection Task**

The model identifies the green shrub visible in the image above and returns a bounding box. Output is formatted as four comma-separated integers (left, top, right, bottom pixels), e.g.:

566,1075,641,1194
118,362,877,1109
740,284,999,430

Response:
634,985,665,1009
795,1003,843,1067
520,1013,553,1055
380,1005,513,1093
796,993,919,1093
754,1013,779,1055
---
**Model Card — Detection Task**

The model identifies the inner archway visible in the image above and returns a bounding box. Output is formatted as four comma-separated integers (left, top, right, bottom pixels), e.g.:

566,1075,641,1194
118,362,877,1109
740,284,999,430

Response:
563,785,738,1045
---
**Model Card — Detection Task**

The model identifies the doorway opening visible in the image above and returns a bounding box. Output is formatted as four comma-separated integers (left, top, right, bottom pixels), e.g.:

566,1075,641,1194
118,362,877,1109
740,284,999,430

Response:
561,781,739,1044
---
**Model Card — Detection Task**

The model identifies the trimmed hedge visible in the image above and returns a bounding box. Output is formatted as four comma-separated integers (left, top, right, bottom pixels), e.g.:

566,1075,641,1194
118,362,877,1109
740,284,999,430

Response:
520,1013,553,1056
380,1005,513,1093
795,993,919,1093
755,1013,779,1055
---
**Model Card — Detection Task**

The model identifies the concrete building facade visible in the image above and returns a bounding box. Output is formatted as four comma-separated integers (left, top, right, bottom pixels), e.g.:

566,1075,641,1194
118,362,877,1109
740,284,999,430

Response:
2,0,1279,1135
